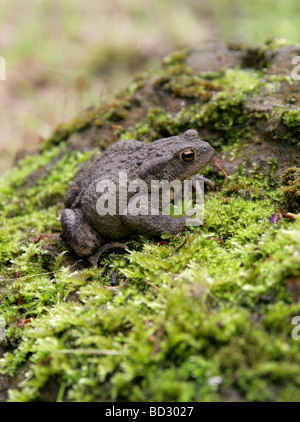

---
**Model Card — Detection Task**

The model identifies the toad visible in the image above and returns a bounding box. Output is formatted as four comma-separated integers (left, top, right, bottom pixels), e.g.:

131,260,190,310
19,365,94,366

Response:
61,130,215,265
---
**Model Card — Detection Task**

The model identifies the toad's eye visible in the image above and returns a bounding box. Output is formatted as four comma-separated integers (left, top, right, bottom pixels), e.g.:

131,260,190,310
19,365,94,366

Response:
180,149,196,163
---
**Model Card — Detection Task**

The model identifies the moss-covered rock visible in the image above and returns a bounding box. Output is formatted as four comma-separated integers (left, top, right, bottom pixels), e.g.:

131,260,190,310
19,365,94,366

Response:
0,41,300,402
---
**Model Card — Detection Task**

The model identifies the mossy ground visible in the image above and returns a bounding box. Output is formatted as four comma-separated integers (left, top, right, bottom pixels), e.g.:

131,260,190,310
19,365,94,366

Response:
0,45,300,402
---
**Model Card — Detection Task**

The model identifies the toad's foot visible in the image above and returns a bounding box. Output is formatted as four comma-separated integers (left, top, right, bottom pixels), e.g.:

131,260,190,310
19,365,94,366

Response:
61,208,103,257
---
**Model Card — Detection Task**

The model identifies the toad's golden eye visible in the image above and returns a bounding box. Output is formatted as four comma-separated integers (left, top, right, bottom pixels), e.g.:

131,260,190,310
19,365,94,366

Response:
180,149,196,163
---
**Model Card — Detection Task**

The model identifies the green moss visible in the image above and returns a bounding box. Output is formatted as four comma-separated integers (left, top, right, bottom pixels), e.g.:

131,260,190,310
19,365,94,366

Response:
279,109,300,145
121,92,252,149
265,37,292,50
161,50,188,67
1,173,299,401
281,109,300,129
155,64,224,100
280,167,300,212
215,69,263,92
190,92,249,133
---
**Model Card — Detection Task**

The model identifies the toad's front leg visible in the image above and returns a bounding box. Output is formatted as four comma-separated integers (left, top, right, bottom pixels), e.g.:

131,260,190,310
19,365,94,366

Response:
191,174,215,189
121,195,203,237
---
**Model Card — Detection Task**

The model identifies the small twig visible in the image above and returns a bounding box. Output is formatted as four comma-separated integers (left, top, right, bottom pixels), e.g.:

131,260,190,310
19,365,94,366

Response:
214,158,229,185
57,348,122,356
33,234,53,244
17,318,35,328
172,236,189,255
121,277,130,288
103,277,131,292
276,209,296,222
144,280,160,291
38,357,53,366
18,251,22,308
103,285,120,291
111,125,123,143
151,344,161,357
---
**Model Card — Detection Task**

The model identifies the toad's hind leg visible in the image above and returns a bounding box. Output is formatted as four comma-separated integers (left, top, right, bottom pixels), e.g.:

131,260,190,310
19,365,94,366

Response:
61,208,103,257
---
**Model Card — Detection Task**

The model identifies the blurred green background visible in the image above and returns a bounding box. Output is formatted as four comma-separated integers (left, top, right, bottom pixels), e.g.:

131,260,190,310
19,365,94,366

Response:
0,0,300,174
